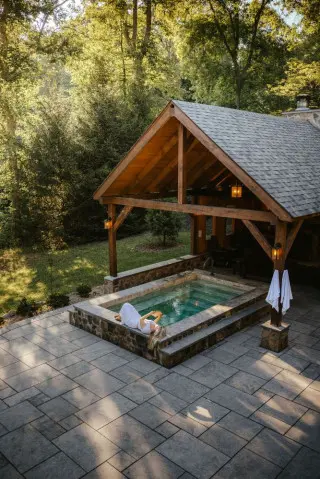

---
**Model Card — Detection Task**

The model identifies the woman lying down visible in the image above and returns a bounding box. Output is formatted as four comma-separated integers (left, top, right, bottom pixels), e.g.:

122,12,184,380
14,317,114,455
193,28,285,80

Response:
114,302,163,336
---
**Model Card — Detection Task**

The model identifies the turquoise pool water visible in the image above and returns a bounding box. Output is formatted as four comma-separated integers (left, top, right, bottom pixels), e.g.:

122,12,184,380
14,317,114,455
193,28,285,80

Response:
109,279,244,327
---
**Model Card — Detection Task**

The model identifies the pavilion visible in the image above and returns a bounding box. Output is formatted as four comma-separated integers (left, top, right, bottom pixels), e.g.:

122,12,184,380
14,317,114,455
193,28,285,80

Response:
94,98,320,350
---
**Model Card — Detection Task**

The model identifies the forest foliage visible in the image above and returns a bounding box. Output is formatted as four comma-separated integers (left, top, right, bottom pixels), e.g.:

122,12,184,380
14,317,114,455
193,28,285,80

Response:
0,0,319,251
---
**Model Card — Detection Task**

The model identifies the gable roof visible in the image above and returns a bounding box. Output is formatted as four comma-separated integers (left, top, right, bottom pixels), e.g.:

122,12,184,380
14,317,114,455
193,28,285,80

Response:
173,100,320,218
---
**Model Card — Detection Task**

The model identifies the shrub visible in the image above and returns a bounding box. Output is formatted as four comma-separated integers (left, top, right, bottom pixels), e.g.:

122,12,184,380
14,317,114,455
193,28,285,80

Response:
16,298,38,317
146,210,182,246
47,293,69,309
76,284,92,298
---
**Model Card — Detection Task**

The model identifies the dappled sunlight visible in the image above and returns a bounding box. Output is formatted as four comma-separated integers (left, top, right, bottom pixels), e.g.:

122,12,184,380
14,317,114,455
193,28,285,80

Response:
0,257,47,313
185,405,213,426
1,232,190,314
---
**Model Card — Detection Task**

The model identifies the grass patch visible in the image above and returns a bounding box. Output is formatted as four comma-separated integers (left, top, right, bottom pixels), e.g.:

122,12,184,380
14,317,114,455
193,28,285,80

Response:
0,232,190,314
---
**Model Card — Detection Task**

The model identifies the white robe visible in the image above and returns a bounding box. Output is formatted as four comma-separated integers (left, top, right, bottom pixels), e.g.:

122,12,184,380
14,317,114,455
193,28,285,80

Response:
119,303,157,334
119,303,141,329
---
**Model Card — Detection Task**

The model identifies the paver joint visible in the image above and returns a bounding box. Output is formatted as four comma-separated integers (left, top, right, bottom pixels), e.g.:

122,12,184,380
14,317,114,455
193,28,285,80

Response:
0,286,319,478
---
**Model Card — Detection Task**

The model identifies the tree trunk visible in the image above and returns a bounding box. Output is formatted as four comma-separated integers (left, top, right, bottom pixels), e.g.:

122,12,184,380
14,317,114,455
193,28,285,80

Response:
0,0,21,239
235,70,242,109
132,0,138,48
119,21,127,97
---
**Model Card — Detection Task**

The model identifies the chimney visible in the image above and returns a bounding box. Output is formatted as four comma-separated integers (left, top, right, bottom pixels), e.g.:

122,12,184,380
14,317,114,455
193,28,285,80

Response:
296,93,310,111
282,93,320,129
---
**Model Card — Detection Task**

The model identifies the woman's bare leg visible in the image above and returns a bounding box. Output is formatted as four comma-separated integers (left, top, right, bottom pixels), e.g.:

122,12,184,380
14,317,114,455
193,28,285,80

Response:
153,311,163,323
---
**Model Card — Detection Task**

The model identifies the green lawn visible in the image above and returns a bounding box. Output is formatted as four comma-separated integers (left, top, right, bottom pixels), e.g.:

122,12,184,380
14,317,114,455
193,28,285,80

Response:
0,232,190,315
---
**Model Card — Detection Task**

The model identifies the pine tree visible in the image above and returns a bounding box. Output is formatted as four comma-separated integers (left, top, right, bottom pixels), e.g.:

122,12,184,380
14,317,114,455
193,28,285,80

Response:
146,210,182,247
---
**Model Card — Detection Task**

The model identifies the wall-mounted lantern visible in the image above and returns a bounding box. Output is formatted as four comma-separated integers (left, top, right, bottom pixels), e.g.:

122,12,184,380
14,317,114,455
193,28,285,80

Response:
104,217,113,230
272,243,282,261
231,184,242,198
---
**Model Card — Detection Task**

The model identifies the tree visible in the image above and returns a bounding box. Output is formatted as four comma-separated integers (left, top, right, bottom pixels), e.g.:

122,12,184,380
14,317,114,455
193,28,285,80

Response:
177,0,289,109
271,60,320,107
0,0,74,244
146,210,182,246
271,0,320,107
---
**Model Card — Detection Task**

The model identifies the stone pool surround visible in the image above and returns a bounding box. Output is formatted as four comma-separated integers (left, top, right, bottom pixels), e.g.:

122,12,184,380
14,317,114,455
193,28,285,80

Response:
70,270,269,367
103,254,205,293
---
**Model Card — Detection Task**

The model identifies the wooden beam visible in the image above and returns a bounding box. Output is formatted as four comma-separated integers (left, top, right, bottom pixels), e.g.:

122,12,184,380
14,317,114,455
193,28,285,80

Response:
186,152,211,186
108,204,117,277
114,206,133,232
242,220,272,259
188,157,218,188
215,172,232,188
285,219,304,259
101,197,276,223
193,164,226,189
127,134,178,194
159,140,202,191
178,124,187,204
270,220,288,327
274,220,288,271
209,166,227,183
94,104,173,199
172,104,293,222
148,135,197,192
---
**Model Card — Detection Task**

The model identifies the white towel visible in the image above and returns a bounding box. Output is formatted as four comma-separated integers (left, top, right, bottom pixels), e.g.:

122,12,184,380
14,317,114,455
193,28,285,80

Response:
266,270,280,312
281,270,293,314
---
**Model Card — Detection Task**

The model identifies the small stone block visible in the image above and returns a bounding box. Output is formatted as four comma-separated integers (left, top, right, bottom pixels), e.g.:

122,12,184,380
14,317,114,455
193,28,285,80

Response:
24,451,84,479
0,464,24,478
155,421,180,438
108,450,135,471
59,415,83,431
200,424,247,457
0,424,58,473
277,446,320,478
31,415,66,440
53,423,119,472
246,428,301,467
260,321,290,353
123,450,184,479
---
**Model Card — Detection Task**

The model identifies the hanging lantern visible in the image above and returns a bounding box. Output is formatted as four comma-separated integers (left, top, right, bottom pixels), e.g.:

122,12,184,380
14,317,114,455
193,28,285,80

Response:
104,217,113,230
272,243,282,261
231,184,242,198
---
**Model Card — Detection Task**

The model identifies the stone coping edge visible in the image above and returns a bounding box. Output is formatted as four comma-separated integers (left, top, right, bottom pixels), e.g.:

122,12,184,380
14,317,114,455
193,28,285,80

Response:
73,270,266,342
104,255,202,281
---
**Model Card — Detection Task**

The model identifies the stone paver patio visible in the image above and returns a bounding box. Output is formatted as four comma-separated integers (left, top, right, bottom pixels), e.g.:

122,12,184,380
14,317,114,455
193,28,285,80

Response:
0,285,320,478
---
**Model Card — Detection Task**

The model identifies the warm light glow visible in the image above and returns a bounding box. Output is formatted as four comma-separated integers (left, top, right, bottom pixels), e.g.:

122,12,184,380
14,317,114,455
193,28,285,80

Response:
272,243,282,261
231,185,242,198
104,217,113,230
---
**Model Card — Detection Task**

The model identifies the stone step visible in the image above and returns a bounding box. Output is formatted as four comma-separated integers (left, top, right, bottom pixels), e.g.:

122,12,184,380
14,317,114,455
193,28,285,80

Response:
159,300,268,362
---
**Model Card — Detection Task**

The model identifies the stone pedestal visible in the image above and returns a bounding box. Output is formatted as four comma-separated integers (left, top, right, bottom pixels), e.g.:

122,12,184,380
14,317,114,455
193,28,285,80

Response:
260,320,290,352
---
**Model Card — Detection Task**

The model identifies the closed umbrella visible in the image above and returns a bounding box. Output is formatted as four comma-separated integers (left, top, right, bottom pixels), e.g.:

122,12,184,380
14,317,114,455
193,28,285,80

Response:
266,270,280,312
281,270,293,314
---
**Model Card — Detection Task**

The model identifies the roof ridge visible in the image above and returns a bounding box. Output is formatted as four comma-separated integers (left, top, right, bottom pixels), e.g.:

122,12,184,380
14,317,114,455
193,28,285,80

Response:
172,99,312,126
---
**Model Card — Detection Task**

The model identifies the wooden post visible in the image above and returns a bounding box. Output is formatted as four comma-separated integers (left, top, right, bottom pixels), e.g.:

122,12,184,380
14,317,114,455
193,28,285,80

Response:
270,220,287,327
190,214,197,254
108,204,117,277
196,196,208,253
178,123,187,204
212,217,217,236
215,217,226,248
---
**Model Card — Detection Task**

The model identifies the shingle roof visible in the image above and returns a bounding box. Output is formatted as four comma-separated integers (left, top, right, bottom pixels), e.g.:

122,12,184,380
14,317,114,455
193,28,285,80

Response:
173,100,320,218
